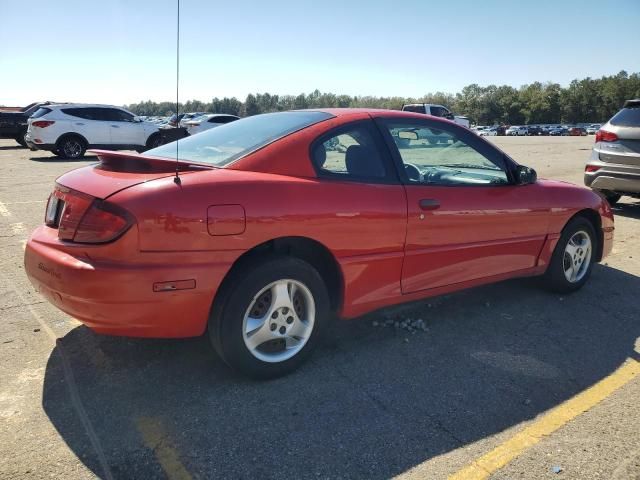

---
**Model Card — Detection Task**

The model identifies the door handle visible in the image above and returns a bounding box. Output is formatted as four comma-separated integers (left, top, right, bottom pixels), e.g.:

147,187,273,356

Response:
111,125,120,128
419,199,440,211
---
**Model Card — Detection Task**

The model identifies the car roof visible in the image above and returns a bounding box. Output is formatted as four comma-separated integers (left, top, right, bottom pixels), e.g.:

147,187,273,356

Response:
44,103,129,110
308,107,455,124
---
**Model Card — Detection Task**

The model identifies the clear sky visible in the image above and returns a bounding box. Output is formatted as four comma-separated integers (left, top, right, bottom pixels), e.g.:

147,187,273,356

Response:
1,0,639,106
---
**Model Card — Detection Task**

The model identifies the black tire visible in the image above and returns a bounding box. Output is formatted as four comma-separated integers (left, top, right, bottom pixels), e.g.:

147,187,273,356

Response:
544,216,597,293
51,149,60,156
148,132,163,148
56,135,86,159
598,190,621,206
15,134,27,148
209,256,330,379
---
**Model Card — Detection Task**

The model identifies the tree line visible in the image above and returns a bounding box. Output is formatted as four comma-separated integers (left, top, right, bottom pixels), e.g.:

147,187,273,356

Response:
126,70,640,125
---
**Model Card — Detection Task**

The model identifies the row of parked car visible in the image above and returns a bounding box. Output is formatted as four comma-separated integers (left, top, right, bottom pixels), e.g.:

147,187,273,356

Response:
472,124,602,137
0,102,240,158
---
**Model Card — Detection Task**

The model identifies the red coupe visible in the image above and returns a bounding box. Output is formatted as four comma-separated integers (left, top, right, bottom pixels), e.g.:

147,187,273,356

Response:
25,109,614,378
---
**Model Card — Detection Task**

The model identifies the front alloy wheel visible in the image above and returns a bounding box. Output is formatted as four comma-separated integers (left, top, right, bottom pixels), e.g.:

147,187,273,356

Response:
562,231,592,283
545,217,597,293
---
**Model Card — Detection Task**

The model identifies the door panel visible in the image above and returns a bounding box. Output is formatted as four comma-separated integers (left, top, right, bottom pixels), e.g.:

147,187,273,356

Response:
372,115,550,294
402,184,549,293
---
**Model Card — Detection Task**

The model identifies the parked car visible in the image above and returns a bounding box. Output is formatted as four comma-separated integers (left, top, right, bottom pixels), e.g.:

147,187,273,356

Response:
168,113,186,127
584,99,640,205
0,101,56,147
24,109,614,378
549,127,569,136
569,127,587,136
185,114,240,135
25,104,162,159
506,126,528,136
479,127,498,136
401,104,470,128
586,124,602,135
179,112,208,127
526,126,542,136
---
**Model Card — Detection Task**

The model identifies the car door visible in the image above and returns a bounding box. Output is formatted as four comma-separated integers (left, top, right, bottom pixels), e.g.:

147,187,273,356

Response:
105,108,146,146
375,116,550,294
309,119,408,311
62,108,111,146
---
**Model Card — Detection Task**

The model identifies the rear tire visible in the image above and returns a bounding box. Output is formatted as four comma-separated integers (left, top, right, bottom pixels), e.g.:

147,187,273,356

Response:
15,134,27,148
56,135,86,159
209,256,330,379
598,190,621,206
544,217,597,294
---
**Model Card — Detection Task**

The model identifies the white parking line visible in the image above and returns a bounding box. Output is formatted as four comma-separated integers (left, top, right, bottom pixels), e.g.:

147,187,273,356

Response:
0,201,11,217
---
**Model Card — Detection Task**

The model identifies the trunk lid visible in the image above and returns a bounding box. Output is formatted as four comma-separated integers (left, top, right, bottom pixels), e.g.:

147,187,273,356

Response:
55,150,208,199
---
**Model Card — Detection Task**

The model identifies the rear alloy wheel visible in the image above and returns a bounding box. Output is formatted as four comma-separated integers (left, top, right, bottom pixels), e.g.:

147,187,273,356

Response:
57,136,86,159
209,256,330,379
545,217,596,293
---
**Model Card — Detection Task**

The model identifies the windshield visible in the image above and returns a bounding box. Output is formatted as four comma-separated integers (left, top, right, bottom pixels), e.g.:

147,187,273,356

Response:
146,111,334,166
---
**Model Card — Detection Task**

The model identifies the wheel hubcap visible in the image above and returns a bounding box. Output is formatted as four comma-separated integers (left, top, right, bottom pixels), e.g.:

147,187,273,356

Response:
563,230,592,283
63,140,81,157
242,279,315,363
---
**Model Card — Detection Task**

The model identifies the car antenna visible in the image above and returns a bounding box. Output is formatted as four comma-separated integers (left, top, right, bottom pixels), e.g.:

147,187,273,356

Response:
174,0,181,185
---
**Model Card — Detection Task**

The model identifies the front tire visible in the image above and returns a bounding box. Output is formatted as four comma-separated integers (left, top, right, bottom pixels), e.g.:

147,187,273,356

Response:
209,256,330,379
544,217,597,293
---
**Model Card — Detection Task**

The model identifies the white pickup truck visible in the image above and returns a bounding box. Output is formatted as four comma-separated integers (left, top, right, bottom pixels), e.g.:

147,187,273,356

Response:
401,104,470,128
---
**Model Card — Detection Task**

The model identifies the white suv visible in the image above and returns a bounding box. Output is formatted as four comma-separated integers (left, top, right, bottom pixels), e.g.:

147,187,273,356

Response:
26,104,161,159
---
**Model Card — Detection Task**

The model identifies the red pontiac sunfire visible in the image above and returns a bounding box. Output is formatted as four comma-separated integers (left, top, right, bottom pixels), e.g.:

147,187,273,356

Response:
25,109,614,378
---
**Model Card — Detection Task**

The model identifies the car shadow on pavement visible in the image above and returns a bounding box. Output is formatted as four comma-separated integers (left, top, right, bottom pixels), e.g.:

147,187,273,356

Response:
29,155,98,162
42,264,640,479
0,145,24,150
612,201,640,220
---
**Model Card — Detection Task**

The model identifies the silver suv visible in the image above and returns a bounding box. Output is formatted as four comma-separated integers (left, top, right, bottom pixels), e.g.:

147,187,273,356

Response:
584,99,640,204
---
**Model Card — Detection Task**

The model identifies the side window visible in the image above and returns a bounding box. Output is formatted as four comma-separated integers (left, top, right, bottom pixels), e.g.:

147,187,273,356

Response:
312,124,387,181
106,109,134,122
385,122,509,186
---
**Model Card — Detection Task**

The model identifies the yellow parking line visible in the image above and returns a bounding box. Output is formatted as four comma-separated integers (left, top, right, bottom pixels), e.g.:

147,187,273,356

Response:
135,417,192,480
449,358,640,480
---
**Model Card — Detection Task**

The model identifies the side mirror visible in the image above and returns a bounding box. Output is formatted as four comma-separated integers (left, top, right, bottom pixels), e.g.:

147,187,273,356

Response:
515,165,537,185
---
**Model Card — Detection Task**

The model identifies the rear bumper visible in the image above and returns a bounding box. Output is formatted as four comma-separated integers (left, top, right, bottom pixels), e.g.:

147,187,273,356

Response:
584,158,640,194
24,226,231,338
25,132,55,151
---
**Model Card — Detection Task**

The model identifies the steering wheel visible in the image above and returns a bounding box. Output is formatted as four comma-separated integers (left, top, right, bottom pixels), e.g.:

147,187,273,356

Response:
404,163,422,182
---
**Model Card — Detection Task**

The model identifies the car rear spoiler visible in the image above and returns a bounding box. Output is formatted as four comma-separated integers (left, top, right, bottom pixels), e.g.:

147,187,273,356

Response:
623,99,640,108
90,150,214,173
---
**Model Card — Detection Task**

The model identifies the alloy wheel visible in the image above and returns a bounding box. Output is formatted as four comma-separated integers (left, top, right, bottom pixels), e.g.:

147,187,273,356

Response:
242,279,315,363
562,230,592,283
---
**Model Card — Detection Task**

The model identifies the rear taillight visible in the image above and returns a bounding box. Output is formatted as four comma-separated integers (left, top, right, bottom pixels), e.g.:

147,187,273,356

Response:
595,130,618,142
585,165,601,173
72,201,133,243
32,120,55,128
48,185,133,243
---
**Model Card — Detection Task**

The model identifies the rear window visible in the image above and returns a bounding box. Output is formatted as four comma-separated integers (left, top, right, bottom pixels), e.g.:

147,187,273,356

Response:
32,107,52,118
146,111,333,166
610,107,640,127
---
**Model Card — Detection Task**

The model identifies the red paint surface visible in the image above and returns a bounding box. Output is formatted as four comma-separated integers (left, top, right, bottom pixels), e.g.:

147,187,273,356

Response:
24,110,614,337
